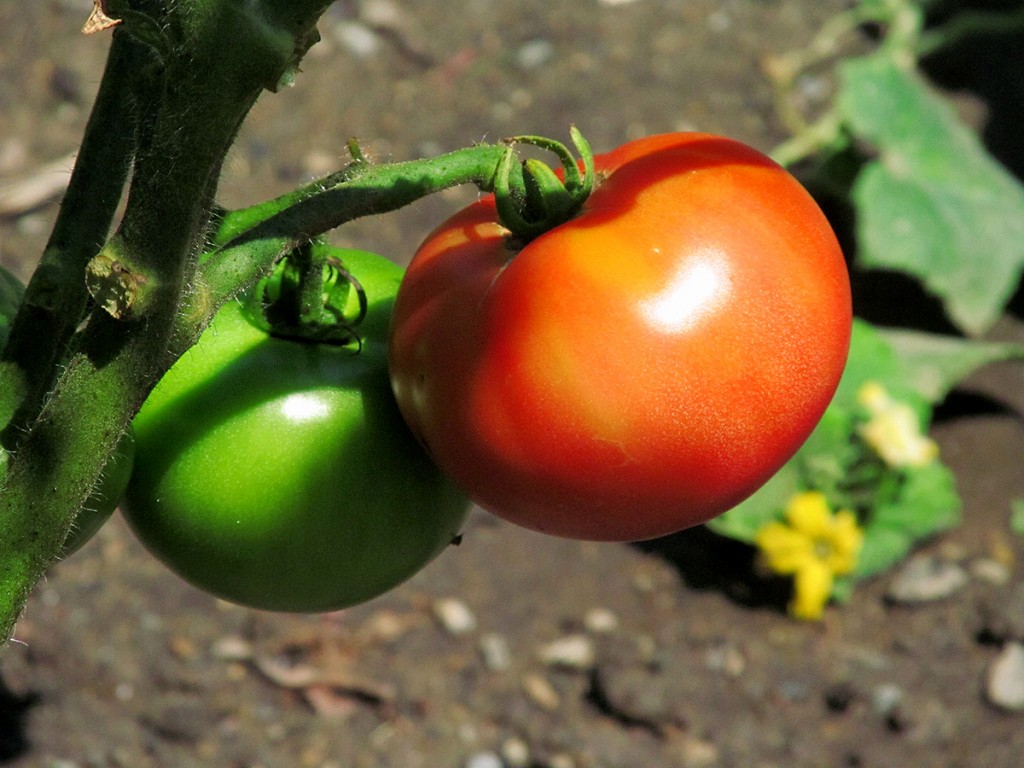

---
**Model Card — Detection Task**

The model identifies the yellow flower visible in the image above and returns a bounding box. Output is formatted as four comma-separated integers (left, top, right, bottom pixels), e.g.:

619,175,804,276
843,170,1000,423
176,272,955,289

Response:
755,492,864,620
856,381,938,468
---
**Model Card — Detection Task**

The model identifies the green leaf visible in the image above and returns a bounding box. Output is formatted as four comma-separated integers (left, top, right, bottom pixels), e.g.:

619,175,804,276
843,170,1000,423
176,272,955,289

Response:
854,525,913,580
796,406,859,501
837,52,1024,335
834,319,922,409
871,461,961,539
878,327,1024,404
853,462,961,580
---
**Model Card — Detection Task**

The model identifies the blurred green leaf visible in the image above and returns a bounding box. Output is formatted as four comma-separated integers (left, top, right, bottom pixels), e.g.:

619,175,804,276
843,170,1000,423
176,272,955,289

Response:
872,460,961,539
833,320,907,407
879,327,1024,403
855,462,960,579
837,52,1024,335
797,406,859,501
853,525,913,580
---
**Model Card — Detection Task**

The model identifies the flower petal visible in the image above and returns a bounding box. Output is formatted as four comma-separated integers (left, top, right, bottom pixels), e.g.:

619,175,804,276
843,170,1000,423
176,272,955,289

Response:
824,510,865,574
756,522,814,574
790,561,834,621
785,491,832,537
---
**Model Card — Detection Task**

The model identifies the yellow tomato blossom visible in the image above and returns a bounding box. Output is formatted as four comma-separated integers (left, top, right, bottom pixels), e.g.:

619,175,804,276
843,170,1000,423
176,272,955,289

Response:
856,381,938,468
755,492,864,620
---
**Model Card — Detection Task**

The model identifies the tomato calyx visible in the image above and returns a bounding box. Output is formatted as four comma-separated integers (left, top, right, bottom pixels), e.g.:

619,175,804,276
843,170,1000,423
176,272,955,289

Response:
244,241,367,347
494,125,595,245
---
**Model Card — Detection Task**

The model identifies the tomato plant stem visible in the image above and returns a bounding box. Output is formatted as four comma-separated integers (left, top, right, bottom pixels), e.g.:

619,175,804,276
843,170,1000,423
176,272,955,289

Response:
180,143,511,352
0,0,332,643
0,30,142,442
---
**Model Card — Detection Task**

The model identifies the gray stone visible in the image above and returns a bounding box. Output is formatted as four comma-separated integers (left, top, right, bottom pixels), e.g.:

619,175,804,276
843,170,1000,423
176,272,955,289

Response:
886,556,969,604
986,642,1024,712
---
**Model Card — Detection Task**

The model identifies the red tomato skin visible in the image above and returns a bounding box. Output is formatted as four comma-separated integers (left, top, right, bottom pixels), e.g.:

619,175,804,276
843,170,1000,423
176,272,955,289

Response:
389,133,852,542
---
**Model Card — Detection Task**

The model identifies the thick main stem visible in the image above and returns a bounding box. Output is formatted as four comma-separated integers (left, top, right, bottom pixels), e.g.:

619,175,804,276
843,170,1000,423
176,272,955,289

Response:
0,30,143,441
0,1,328,643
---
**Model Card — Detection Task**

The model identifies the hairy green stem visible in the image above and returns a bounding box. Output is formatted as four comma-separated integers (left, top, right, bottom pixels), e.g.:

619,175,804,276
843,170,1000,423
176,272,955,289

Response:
0,30,143,442
179,144,511,350
0,0,332,643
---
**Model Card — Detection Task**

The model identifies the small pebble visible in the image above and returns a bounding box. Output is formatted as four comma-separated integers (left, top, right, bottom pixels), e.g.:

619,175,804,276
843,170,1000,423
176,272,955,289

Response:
479,633,512,671
114,682,134,703
0,138,28,175
333,21,380,57
433,597,477,635
516,39,554,70
168,635,198,659
583,607,619,634
211,635,253,662
777,680,809,703
538,635,596,671
361,0,404,26
522,673,560,711
362,609,412,643
971,558,1011,586
501,737,531,767
707,10,732,32
886,556,968,604
872,683,905,717
465,751,503,768
986,642,1024,712
632,570,657,593
704,643,745,677
678,737,719,768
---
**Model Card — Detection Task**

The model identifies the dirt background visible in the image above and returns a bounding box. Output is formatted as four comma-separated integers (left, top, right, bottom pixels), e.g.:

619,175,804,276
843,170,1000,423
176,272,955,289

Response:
2,1,1024,767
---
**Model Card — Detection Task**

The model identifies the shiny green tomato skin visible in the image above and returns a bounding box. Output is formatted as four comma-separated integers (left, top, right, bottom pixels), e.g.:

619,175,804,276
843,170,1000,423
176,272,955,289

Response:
123,249,469,612
0,263,133,557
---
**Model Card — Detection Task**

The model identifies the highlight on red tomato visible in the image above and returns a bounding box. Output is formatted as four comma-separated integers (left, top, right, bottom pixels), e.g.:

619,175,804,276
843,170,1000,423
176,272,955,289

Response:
123,248,469,612
388,132,852,542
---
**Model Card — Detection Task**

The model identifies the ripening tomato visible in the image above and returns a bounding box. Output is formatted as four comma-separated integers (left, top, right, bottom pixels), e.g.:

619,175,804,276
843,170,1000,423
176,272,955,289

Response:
388,133,851,542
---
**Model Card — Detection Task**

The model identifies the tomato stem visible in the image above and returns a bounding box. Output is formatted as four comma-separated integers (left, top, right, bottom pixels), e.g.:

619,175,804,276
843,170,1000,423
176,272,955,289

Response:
0,0,334,643
246,242,365,347
492,127,596,243
0,29,143,443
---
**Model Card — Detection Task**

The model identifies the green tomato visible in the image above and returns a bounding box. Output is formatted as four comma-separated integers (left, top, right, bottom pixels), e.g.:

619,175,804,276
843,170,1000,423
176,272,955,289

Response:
123,248,469,612
0,262,133,557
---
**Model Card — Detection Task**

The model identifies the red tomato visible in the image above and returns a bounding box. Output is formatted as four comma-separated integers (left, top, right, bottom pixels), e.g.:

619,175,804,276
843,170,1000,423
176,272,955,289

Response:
388,133,851,542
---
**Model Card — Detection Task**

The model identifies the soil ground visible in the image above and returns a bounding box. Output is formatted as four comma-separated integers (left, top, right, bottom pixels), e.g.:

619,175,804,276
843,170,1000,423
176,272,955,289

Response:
2,2,1024,767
